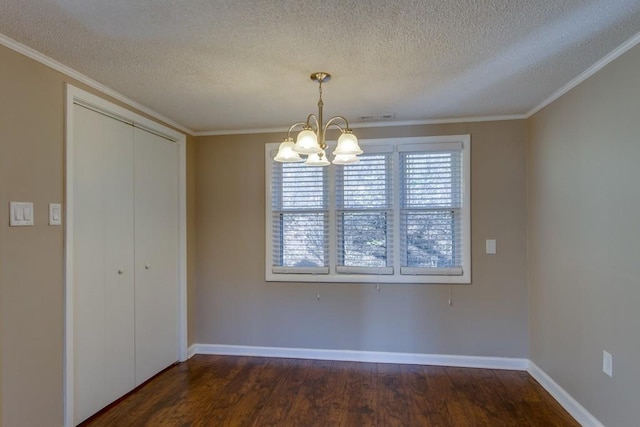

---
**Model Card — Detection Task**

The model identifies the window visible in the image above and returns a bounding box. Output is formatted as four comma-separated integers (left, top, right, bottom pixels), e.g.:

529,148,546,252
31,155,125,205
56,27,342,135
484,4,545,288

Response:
265,135,470,284
336,148,393,275
270,162,328,274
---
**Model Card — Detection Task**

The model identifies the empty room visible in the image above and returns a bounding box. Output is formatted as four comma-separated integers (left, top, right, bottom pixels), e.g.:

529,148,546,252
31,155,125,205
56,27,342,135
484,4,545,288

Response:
1,1,639,426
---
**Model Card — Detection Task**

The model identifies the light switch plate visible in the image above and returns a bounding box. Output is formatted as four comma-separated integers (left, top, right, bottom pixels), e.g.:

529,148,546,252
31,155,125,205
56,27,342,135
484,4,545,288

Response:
49,203,62,226
486,239,497,255
10,202,34,226
603,350,613,377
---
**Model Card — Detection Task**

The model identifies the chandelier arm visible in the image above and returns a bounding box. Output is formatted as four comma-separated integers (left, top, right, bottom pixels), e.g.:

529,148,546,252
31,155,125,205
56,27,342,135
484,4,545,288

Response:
277,72,360,165
322,115,350,134
286,122,308,138
305,114,320,131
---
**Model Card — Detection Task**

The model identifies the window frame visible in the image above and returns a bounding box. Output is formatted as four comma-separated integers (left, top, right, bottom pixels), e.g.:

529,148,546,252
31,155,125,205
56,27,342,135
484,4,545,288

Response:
265,135,471,284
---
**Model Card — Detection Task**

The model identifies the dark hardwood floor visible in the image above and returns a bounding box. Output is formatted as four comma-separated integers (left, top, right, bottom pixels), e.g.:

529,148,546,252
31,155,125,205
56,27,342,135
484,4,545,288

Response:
81,355,579,426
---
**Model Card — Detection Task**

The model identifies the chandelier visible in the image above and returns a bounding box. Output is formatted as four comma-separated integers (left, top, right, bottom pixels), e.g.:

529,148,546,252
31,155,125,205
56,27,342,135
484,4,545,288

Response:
274,72,362,166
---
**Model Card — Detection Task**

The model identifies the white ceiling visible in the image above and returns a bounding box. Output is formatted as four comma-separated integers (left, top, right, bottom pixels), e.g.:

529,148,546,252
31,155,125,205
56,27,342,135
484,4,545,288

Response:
1,0,640,134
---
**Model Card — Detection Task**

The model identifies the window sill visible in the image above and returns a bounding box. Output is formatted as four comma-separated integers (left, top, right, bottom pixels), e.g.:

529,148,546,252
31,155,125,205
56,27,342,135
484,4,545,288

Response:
266,270,470,284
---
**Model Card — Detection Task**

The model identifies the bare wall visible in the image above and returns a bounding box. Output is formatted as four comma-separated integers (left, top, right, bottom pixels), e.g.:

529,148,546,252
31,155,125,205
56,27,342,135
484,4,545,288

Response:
528,43,640,426
0,44,195,426
195,120,528,357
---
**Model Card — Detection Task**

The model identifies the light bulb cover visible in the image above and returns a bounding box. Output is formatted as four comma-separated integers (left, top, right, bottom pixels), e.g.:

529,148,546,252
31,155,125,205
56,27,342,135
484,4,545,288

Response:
274,138,303,162
332,154,360,165
293,128,321,154
333,130,362,155
305,150,330,166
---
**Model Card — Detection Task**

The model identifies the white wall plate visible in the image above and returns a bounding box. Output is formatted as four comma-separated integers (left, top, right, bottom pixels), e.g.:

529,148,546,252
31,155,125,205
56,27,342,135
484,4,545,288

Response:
10,201,34,226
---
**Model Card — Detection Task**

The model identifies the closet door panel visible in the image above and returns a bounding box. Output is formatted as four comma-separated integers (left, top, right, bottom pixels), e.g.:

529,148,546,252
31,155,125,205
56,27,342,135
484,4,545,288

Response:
73,105,108,424
134,128,179,385
101,113,136,405
73,105,135,424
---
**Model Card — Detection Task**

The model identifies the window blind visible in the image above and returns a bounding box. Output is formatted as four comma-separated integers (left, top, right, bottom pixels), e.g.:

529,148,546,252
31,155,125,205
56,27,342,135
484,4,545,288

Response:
335,153,393,274
266,135,471,284
399,148,463,275
271,161,329,273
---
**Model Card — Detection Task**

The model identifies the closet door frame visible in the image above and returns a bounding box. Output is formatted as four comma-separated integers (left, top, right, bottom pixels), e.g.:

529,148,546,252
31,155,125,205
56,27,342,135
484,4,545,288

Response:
64,84,188,427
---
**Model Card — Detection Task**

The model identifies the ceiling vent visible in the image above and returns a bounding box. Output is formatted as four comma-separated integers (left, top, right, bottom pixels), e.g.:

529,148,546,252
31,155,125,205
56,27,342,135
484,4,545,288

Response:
359,113,396,121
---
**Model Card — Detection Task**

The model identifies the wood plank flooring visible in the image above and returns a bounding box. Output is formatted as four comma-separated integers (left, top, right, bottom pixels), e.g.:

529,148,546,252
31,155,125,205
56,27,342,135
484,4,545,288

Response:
80,355,579,426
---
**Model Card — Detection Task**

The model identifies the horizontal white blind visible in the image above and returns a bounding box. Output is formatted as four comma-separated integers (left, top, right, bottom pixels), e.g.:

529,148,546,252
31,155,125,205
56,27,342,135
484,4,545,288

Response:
271,162,329,271
400,149,463,273
266,135,471,284
335,153,393,269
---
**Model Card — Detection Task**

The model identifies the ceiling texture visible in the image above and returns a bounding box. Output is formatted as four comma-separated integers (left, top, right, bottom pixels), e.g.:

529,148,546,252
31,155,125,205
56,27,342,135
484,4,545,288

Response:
1,0,640,134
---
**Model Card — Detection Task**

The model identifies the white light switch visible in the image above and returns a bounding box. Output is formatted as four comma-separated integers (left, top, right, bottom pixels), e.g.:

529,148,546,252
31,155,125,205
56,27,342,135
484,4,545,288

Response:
486,239,497,255
603,351,613,377
15,206,24,221
10,202,34,226
49,203,62,226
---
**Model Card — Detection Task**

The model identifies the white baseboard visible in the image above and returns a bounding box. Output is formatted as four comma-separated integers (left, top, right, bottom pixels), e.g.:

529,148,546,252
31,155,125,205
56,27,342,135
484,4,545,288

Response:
187,343,605,426
186,344,198,359
189,343,528,370
527,361,604,427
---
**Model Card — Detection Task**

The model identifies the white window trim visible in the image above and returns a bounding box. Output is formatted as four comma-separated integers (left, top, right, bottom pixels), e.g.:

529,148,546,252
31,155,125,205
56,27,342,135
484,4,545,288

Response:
265,135,471,284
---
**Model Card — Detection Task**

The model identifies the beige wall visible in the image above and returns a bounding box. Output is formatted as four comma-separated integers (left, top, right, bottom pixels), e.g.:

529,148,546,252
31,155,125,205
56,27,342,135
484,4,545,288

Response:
0,44,195,426
195,120,529,356
528,44,640,426
1,44,66,427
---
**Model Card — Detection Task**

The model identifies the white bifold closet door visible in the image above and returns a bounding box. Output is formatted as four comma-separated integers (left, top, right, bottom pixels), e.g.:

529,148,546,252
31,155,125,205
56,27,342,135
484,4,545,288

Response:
72,104,179,425
73,105,136,424
133,128,179,385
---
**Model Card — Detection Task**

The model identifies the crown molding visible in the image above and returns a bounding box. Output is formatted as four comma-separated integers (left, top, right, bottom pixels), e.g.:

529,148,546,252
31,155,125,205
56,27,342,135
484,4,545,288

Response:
193,114,528,136
5,27,639,136
0,32,194,136
6,28,522,139
194,126,294,136
527,30,640,117
350,114,528,128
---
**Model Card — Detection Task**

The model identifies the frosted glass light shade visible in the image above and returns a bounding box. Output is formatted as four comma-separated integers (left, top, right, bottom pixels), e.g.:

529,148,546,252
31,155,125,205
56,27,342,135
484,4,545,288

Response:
274,138,303,162
332,154,360,165
293,129,321,154
333,131,362,155
305,150,330,166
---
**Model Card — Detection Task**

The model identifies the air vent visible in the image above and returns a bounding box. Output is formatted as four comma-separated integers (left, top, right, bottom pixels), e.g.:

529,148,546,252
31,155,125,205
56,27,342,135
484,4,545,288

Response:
359,113,396,121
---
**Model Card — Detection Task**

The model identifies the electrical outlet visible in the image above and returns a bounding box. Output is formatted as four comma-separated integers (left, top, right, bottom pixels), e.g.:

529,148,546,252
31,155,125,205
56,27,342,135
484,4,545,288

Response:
603,351,613,377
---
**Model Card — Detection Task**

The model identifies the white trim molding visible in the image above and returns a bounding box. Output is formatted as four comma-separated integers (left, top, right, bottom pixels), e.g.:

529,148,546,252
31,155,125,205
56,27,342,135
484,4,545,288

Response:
527,30,640,117
194,115,527,136
3,29,640,136
0,32,193,136
527,361,605,427
187,344,198,360
190,344,528,370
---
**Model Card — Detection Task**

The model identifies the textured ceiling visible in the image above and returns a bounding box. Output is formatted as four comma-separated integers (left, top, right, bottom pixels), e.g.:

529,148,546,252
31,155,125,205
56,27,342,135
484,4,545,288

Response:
1,0,640,133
